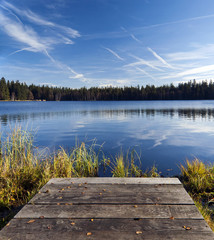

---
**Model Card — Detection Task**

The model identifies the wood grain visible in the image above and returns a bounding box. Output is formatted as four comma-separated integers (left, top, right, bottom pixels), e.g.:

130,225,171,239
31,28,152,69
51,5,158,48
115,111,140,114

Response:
30,191,193,205
0,177,213,240
0,219,213,240
15,204,203,219
47,177,181,185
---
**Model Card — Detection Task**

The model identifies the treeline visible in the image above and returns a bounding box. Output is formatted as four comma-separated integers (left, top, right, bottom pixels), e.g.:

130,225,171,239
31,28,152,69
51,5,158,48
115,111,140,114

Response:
1,77,214,101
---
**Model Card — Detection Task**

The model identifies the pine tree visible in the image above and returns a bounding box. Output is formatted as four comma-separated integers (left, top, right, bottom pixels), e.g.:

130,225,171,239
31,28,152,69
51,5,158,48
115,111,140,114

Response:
0,77,10,100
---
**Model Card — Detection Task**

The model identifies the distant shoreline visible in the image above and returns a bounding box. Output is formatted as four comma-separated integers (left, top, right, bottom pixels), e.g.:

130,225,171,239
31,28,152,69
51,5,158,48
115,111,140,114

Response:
1,77,214,101
0,99,46,102
1,99,214,102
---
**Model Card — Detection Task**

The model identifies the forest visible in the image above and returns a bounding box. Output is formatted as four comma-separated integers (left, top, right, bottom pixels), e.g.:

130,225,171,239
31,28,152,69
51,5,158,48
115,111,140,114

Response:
1,77,214,101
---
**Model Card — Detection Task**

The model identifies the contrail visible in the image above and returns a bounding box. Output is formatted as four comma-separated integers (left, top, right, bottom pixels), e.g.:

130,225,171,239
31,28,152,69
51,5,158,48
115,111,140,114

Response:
147,47,174,69
103,47,124,61
0,3,23,25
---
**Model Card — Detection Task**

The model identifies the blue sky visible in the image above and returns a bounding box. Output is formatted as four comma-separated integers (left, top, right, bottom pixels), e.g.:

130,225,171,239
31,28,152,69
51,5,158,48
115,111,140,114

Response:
1,0,214,88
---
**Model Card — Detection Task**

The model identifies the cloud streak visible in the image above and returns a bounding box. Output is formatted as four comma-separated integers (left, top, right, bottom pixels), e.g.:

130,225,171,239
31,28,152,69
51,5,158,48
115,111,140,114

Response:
177,64,214,77
121,26,142,43
2,1,80,38
86,14,214,41
147,47,175,69
161,64,214,80
0,1,85,82
126,54,164,72
103,45,157,81
166,44,214,62
133,14,214,33
0,11,47,52
135,67,156,81
130,34,142,43
103,47,124,61
0,1,80,53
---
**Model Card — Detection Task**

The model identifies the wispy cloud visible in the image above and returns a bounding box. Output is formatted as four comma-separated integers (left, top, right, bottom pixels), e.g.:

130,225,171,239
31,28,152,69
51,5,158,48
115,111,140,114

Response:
68,67,85,80
156,43,214,82
130,34,142,43
0,12,47,52
147,47,175,69
0,2,79,53
135,67,156,81
98,78,133,87
177,64,214,77
8,47,35,56
126,54,164,72
134,14,214,33
150,134,167,149
166,44,214,62
2,1,80,39
0,2,23,24
103,44,157,82
39,82,58,87
121,26,142,43
103,47,124,61
0,1,86,82
161,64,214,80
86,14,214,41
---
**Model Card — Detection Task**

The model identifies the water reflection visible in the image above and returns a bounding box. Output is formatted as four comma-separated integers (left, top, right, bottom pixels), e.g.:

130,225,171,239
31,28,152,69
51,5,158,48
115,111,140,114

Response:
1,108,214,125
1,101,214,177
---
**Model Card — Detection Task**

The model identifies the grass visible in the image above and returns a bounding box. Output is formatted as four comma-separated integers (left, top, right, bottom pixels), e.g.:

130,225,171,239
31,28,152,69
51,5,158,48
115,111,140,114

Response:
0,127,159,229
0,128,106,209
180,158,214,231
111,149,160,177
0,127,43,209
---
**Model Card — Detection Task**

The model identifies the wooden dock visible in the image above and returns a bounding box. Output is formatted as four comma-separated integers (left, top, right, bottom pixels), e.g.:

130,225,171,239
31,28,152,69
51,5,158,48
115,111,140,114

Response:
0,178,213,239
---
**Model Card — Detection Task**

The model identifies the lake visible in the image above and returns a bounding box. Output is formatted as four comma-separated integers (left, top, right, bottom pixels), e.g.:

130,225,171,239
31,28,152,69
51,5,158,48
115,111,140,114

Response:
0,100,214,176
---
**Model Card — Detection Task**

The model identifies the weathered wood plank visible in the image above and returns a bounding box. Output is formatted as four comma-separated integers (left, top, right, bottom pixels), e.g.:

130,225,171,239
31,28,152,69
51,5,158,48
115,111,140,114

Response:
30,190,194,205
1,178,213,239
39,183,186,194
2,231,213,240
47,177,181,185
1,219,213,240
14,204,203,219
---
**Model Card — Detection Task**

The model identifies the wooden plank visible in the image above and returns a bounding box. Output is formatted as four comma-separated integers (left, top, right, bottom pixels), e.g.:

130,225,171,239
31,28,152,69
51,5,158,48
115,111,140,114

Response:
1,231,213,240
30,190,194,205
1,219,213,240
47,177,181,185
14,204,203,219
1,177,213,239
39,183,186,194
169,205,204,219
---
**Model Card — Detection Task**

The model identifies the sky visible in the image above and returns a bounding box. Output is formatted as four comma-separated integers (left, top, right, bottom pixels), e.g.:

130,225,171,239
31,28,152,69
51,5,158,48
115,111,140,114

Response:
1,0,214,88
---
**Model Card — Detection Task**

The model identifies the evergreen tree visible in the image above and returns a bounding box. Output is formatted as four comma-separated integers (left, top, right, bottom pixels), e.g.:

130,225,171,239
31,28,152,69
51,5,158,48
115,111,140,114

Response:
0,77,10,100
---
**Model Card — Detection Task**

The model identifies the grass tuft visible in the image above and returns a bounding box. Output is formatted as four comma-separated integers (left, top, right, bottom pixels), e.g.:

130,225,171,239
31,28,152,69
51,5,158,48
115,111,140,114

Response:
180,158,214,195
180,158,214,231
111,150,159,177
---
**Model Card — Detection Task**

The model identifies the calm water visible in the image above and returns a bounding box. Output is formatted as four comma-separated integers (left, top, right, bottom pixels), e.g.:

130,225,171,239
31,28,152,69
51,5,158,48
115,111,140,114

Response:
0,100,214,176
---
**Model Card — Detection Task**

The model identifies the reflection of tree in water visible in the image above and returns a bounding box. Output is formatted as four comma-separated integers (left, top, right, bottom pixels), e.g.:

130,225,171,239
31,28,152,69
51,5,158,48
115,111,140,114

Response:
142,108,214,120
1,108,214,125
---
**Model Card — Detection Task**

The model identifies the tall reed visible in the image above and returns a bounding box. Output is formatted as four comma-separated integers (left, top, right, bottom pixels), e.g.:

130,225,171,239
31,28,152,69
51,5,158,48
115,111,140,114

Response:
0,130,111,209
0,127,43,208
